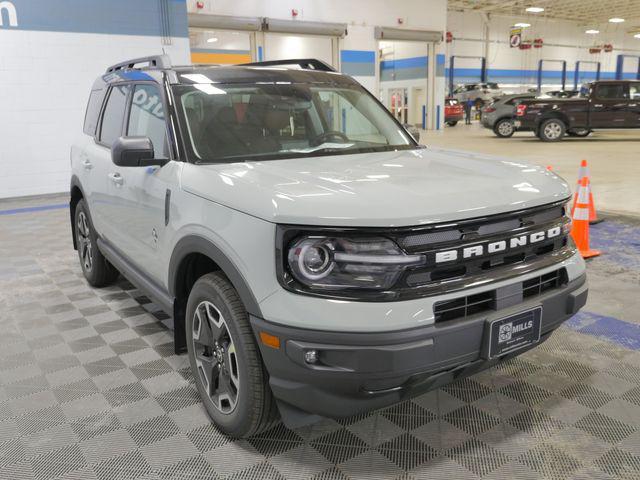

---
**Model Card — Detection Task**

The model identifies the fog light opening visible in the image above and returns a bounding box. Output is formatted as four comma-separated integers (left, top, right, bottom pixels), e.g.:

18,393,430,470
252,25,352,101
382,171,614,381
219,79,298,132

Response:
304,349,319,364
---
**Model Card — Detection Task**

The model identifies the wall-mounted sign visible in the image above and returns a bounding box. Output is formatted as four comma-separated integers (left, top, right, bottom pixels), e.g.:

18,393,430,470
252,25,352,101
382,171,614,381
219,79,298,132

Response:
509,27,522,48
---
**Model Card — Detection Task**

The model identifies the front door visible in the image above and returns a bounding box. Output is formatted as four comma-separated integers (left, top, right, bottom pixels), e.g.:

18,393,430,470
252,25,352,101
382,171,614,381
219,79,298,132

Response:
589,83,629,128
105,83,174,282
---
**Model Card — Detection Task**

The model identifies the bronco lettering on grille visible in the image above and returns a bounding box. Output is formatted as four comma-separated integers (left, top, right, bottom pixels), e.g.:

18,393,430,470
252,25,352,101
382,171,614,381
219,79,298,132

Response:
434,226,561,264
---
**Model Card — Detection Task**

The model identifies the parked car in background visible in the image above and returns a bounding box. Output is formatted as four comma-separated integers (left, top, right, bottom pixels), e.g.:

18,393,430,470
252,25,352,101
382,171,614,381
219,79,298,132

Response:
444,98,464,126
452,82,503,107
515,80,638,141
481,93,536,137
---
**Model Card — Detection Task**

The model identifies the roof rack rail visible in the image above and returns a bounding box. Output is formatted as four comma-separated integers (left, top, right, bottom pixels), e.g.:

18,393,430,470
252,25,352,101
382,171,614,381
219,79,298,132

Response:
240,58,336,72
106,54,171,73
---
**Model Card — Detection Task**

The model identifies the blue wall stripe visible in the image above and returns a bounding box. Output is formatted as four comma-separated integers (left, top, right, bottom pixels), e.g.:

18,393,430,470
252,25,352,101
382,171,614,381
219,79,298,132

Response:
341,50,375,64
381,56,428,70
0,204,68,216
0,0,188,37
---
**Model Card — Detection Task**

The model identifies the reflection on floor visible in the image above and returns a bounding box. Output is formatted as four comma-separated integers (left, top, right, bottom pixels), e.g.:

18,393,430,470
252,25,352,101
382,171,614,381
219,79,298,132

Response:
0,196,639,480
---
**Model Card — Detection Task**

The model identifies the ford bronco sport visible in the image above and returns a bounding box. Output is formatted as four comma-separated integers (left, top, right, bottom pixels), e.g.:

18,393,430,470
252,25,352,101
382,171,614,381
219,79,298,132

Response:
70,55,588,438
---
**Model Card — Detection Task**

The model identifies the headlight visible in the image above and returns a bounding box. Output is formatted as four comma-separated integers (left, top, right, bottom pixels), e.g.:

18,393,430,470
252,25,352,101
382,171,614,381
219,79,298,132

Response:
286,235,425,290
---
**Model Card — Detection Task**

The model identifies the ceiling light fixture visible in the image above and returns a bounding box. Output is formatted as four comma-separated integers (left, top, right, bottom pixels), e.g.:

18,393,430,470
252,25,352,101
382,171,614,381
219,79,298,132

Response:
514,22,531,28
585,29,600,34
608,18,625,23
207,37,218,43
525,7,544,13
635,33,640,39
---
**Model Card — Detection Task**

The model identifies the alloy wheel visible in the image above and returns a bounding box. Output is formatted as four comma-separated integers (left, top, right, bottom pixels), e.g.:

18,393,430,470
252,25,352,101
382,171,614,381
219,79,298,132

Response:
192,300,240,414
543,122,562,139
77,211,93,272
498,121,514,136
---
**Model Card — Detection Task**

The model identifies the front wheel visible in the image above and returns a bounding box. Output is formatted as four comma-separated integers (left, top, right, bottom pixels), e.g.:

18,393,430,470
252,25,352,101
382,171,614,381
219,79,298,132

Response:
538,118,566,142
186,272,277,438
446,121,458,126
493,118,515,138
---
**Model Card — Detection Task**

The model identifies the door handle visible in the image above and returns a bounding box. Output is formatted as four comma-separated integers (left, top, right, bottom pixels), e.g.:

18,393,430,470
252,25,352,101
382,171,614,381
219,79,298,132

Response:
108,172,123,186
82,159,93,170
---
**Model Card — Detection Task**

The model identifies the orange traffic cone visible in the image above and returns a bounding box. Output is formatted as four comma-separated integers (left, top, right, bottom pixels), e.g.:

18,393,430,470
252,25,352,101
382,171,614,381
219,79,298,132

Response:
571,176,601,259
571,160,601,224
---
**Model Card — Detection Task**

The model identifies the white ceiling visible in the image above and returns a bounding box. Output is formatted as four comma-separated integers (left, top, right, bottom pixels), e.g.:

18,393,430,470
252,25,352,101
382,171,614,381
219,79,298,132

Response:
448,0,640,28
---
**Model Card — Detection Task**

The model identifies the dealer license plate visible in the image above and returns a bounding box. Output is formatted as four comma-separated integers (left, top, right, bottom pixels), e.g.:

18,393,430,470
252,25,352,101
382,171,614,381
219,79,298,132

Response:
487,307,542,359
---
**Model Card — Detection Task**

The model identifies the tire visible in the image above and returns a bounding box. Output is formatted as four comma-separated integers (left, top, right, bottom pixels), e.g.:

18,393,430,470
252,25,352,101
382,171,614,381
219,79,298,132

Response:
538,118,566,142
446,121,458,126
493,118,515,138
74,199,119,287
186,272,278,438
567,128,591,137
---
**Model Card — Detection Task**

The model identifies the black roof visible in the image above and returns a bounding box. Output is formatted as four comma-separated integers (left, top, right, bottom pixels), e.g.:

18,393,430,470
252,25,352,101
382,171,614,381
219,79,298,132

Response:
93,56,356,90
171,65,355,86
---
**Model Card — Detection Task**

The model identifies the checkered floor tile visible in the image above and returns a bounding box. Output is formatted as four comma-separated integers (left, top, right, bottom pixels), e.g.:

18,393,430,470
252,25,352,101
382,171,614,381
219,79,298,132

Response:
1,199,639,479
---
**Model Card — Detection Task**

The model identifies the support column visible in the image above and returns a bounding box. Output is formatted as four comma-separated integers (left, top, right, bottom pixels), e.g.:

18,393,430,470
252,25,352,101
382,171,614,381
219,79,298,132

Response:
426,42,437,130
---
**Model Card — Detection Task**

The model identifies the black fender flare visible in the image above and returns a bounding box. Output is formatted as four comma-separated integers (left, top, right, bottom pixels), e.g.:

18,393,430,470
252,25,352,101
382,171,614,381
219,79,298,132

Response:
168,235,263,317
69,175,86,250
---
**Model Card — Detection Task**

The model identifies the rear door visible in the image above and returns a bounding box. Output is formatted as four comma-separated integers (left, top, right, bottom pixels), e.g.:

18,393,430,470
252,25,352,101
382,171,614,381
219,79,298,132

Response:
627,82,640,127
84,84,131,238
589,83,629,128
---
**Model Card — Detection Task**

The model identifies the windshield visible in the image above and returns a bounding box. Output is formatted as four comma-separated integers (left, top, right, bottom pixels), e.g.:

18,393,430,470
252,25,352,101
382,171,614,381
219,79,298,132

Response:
173,82,415,163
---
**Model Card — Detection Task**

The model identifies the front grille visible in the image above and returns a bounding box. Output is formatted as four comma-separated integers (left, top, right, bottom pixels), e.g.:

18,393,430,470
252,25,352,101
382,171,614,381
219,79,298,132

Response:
434,268,568,323
392,201,573,298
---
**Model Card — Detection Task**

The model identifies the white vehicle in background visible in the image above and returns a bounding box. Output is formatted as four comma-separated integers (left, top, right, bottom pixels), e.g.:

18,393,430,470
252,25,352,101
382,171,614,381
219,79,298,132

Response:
452,82,504,107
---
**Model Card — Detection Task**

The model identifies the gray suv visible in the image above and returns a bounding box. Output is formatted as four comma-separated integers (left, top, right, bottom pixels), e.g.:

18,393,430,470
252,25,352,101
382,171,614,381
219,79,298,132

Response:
481,93,535,137
70,55,587,437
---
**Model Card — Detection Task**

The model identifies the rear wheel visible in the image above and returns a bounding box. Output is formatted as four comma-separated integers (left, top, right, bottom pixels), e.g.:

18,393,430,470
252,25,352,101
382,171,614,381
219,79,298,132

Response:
538,118,566,142
446,121,458,126
74,199,119,287
493,118,515,138
186,272,277,438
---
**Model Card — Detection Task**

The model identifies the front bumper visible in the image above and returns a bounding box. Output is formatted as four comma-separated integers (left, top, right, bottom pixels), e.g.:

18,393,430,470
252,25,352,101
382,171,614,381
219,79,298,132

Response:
251,274,587,421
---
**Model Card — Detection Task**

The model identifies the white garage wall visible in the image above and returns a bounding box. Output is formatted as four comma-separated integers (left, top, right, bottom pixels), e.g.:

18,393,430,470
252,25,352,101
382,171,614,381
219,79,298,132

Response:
187,0,448,126
447,11,640,92
0,0,190,199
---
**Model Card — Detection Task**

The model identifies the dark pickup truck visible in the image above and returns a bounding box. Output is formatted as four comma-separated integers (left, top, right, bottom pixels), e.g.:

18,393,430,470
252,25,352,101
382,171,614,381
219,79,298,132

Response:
514,80,640,141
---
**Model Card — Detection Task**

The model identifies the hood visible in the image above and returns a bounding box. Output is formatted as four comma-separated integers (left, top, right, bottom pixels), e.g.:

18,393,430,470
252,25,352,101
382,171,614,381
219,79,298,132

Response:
181,147,571,227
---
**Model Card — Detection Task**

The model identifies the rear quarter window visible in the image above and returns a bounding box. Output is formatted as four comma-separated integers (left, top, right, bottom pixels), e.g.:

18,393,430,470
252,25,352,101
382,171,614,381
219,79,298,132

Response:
83,89,105,136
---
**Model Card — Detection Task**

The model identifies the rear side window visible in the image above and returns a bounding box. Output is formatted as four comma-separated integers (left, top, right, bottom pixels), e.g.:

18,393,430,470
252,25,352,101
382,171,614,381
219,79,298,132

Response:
127,84,169,159
595,84,626,100
100,85,130,146
83,89,105,136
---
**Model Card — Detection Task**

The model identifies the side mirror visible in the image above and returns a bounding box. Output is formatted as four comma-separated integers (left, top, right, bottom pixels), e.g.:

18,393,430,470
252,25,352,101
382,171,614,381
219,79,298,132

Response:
111,136,167,167
403,124,420,142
